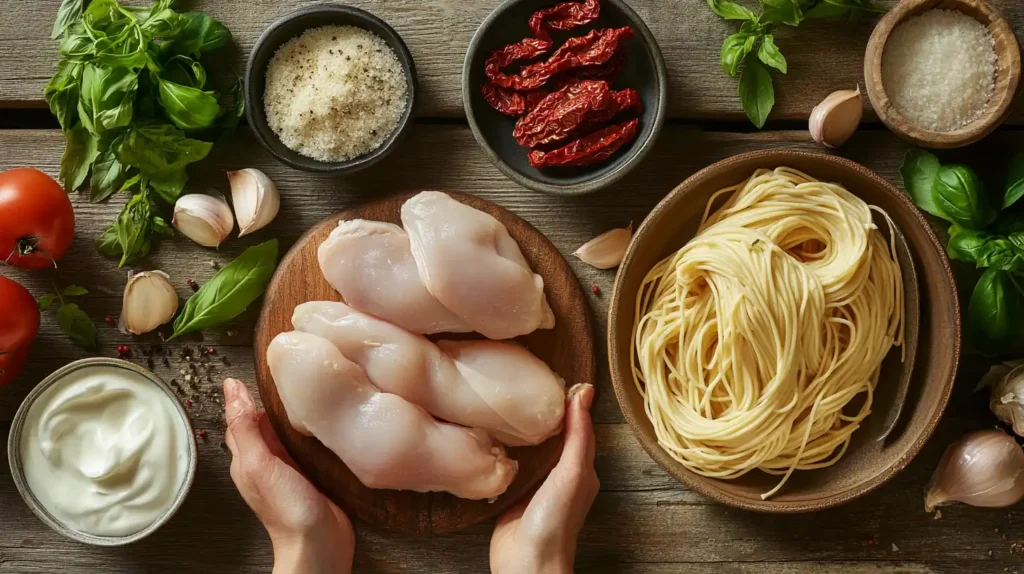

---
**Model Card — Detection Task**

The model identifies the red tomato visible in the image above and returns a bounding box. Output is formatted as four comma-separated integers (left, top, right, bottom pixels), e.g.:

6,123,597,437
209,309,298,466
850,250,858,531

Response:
0,276,39,386
0,168,75,269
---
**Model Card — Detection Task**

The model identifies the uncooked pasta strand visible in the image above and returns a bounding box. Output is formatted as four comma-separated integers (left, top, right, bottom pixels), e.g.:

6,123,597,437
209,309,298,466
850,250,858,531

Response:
631,168,903,499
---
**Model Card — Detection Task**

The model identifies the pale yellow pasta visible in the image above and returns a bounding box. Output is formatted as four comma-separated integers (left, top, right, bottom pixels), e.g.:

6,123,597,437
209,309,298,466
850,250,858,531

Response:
631,168,903,499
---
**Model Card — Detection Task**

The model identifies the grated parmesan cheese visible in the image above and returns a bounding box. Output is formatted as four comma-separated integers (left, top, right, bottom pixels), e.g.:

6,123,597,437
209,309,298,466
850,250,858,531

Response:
264,25,408,162
881,10,997,133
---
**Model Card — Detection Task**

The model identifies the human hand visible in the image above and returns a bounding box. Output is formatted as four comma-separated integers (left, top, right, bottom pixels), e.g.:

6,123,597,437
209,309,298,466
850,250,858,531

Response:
223,378,355,574
490,383,599,574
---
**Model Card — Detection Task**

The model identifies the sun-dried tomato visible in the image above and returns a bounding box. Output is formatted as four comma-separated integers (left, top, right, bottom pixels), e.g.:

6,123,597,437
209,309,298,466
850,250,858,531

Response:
571,87,642,135
513,80,612,148
569,48,628,83
482,83,551,116
529,0,601,40
488,27,633,92
528,118,639,168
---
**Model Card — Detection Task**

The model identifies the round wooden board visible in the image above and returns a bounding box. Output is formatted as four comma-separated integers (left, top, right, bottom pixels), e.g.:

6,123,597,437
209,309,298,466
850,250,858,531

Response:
253,191,595,534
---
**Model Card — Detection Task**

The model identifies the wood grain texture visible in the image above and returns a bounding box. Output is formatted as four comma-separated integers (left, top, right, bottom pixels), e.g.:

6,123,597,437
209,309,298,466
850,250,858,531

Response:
4,0,1024,122
0,126,1022,572
252,192,593,533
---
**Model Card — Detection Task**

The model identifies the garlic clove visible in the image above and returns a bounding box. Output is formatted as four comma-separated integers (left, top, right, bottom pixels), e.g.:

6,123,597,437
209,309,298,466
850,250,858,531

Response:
173,193,234,248
120,270,179,335
924,429,1024,512
809,86,863,149
574,225,632,270
990,364,1024,437
228,168,280,238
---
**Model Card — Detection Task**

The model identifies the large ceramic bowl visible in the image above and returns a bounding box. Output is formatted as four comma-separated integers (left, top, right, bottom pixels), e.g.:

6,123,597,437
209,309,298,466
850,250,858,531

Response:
463,0,667,196
608,150,960,512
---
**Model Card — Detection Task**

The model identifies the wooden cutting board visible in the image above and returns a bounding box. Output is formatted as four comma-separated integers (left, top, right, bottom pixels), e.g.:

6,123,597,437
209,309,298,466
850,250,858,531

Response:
253,191,595,534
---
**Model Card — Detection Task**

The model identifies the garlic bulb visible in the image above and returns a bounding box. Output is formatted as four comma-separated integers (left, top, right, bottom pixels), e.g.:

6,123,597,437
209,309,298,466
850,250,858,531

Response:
991,365,1024,437
228,169,280,237
173,193,234,247
809,87,863,149
924,429,1024,512
120,271,179,335
574,225,631,269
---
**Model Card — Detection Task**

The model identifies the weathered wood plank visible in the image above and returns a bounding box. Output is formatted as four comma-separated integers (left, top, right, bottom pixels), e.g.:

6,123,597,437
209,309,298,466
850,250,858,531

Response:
1,126,1022,572
4,0,1023,122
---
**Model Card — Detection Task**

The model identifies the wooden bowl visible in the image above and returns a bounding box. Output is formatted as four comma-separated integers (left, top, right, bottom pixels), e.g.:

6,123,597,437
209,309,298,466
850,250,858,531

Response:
462,0,667,196
864,0,1021,149
607,150,960,512
253,192,595,533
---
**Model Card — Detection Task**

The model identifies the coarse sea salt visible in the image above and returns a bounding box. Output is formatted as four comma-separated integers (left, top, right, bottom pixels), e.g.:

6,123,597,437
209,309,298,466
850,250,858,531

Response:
881,9,997,132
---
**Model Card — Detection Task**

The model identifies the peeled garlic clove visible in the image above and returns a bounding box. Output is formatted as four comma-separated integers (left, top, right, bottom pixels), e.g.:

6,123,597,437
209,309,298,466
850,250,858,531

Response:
574,225,632,269
228,168,280,237
173,193,234,247
991,365,1024,437
120,270,179,335
809,86,863,149
924,429,1024,512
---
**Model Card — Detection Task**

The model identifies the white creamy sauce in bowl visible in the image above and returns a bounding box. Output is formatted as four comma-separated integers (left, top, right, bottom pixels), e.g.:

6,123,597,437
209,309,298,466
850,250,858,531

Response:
18,364,191,538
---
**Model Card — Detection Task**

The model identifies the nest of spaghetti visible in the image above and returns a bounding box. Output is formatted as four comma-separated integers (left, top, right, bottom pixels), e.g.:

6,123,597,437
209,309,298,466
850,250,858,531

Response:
631,167,904,499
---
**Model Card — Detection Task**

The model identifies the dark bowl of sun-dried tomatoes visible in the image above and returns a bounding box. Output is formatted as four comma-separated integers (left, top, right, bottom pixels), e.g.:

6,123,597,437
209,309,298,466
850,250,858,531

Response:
463,0,666,196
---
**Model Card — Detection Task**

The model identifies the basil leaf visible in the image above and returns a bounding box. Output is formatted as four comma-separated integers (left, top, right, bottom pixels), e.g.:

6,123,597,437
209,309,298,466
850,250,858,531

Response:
60,125,100,192
162,55,207,89
721,32,757,77
933,164,995,230
113,190,155,267
60,22,96,61
140,8,186,38
738,54,774,129
91,138,132,203
757,34,787,73
37,294,58,311
45,61,82,132
63,285,89,297
52,0,85,39
947,226,1024,272
803,0,886,20
158,79,220,131
78,63,139,135
165,13,231,58
968,268,1022,355
115,124,212,201
1004,152,1024,210
899,149,944,219
57,303,99,351
170,240,280,339
760,0,802,26
707,0,756,20
96,223,124,257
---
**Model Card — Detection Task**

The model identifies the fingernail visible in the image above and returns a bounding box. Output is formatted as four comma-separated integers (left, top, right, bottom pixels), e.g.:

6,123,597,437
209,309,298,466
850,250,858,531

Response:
567,383,595,410
223,378,254,423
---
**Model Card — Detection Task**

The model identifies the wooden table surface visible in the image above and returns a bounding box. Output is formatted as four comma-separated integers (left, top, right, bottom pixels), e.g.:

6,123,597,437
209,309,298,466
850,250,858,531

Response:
1,1,1022,573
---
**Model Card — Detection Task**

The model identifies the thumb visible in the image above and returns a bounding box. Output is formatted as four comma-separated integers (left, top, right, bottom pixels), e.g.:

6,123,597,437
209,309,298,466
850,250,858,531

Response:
223,378,271,461
557,383,596,472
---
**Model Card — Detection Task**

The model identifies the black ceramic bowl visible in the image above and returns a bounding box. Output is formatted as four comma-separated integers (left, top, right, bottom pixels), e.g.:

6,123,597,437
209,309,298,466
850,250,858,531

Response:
245,4,417,173
463,0,667,196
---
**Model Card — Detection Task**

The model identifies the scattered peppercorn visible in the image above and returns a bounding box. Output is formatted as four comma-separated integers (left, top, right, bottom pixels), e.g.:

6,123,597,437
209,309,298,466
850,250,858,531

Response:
187,279,199,292
185,399,193,407
592,285,601,294
105,316,115,325
197,429,207,438
867,537,875,546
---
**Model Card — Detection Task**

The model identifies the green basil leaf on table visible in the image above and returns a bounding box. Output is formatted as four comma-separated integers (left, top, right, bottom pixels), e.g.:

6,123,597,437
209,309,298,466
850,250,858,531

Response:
1004,152,1024,210
721,32,758,77
52,0,86,39
802,0,886,20
37,294,58,311
967,267,1023,355
757,34,787,74
113,190,156,267
170,240,280,340
947,226,1024,273
738,54,774,129
63,285,89,297
45,61,83,133
933,164,996,230
140,8,186,38
161,55,207,89
760,0,803,26
114,124,213,201
77,63,139,135
60,125,100,192
91,135,133,202
158,79,220,131
899,149,945,219
59,23,96,61
706,0,756,21
1009,231,1024,251
164,12,231,58
57,303,99,351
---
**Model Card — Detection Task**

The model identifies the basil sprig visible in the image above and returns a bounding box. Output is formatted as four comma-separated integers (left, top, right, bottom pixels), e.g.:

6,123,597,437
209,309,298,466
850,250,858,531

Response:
38,285,99,351
901,150,1024,355
707,0,885,128
170,240,279,340
46,0,241,266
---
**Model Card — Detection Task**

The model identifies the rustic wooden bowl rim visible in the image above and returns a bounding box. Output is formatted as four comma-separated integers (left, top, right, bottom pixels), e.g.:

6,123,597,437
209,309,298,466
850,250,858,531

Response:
607,149,961,512
6,358,198,545
863,0,1022,149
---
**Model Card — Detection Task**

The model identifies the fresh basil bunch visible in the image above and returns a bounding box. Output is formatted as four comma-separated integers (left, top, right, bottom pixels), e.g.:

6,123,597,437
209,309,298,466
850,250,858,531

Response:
901,149,1024,354
45,0,242,266
707,0,885,128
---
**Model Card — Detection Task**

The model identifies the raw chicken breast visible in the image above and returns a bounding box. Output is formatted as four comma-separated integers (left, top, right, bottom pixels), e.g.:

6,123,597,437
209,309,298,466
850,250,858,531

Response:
401,191,555,340
317,219,469,334
267,331,517,499
293,301,566,446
